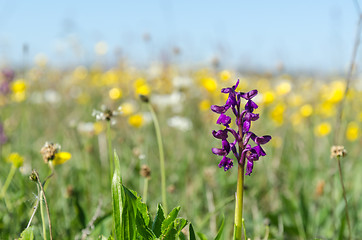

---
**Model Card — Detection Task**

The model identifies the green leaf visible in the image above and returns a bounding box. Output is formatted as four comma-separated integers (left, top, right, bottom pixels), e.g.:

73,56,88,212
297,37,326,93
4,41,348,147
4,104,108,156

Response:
196,232,208,240
136,209,156,240
137,198,150,226
152,204,165,237
161,206,181,234
19,227,34,240
112,152,123,240
161,218,187,240
214,217,225,240
112,150,138,240
338,214,346,240
189,224,196,240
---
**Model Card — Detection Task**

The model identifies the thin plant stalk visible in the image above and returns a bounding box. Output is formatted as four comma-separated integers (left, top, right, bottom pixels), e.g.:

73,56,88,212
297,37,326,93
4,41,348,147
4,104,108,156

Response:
147,103,167,213
233,162,245,240
106,121,114,181
0,164,16,198
337,156,352,239
39,186,47,240
26,191,40,228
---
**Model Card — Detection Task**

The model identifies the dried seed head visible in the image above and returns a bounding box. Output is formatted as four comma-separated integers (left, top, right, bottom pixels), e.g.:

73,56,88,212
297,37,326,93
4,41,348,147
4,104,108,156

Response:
29,171,38,182
139,94,149,103
140,164,151,179
40,142,60,163
330,145,347,159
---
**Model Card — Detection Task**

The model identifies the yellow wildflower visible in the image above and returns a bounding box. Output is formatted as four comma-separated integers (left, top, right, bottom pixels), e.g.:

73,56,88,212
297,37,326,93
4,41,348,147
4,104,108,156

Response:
276,81,291,95
201,77,218,93
120,102,136,116
346,121,359,142
300,104,313,117
53,152,72,166
134,78,151,96
314,122,331,137
270,103,285,126
6,153,24,168
11,79,27,102
262,91,275,105
109,87,123,100
219,70,231,81
128,114,144,128
199,99,211,111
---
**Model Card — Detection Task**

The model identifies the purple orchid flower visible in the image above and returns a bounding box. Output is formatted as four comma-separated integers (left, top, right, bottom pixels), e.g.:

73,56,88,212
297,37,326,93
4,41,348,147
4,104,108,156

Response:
211,80,271,175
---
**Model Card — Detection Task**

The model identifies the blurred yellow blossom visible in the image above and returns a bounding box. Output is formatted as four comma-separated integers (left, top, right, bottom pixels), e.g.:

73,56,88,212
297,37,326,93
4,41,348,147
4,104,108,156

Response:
199,99,211,111
109,87,123,100
219,70,231,81
93,122,104,135
134,78,151,96
262,91,275,105
359,112,362,122
53,152,72,166
276,81,291,95
6,153,24,168
101,70,118,85
327,81,345,103
314,122,331,137
128,114,144,128
270,103,285,126
201,77,218,93
120,102,136,116
346,121,359,142
11,79,27,102
300,104,313,117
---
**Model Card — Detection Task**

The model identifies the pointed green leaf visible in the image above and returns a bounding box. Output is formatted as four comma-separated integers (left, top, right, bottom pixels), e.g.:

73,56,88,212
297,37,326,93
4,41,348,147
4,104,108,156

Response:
137,198,150,226
136,209,156,240
161,218,187,240
112,154,123,240
112,150,138,240
189,224,196,240
196,232,208,240
161,206,181,234
152,204,165,237
19,227,34,240
214,217,225,240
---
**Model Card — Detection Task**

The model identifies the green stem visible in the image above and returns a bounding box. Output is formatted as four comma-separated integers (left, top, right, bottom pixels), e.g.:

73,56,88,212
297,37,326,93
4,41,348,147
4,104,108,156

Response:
337,157,352,240
0,165,17,199
39,186,47,240
148,103,167,213
233,163,245,240
106,121,114,181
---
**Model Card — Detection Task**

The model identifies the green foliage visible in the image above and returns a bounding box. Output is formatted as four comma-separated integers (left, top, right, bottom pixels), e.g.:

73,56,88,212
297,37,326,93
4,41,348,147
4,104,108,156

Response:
19,227,34,240
112,151,187,240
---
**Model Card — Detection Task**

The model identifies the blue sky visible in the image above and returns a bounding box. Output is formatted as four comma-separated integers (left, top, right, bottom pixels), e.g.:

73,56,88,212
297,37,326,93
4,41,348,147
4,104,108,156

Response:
0,0,359,71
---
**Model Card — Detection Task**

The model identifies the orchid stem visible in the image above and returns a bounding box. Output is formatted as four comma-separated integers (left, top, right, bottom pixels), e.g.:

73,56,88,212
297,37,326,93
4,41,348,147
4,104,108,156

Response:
233,162,245,240
148,103,167,213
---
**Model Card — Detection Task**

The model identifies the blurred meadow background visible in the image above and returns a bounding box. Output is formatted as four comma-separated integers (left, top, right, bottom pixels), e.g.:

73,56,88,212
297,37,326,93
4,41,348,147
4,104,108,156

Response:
0,1,362,239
